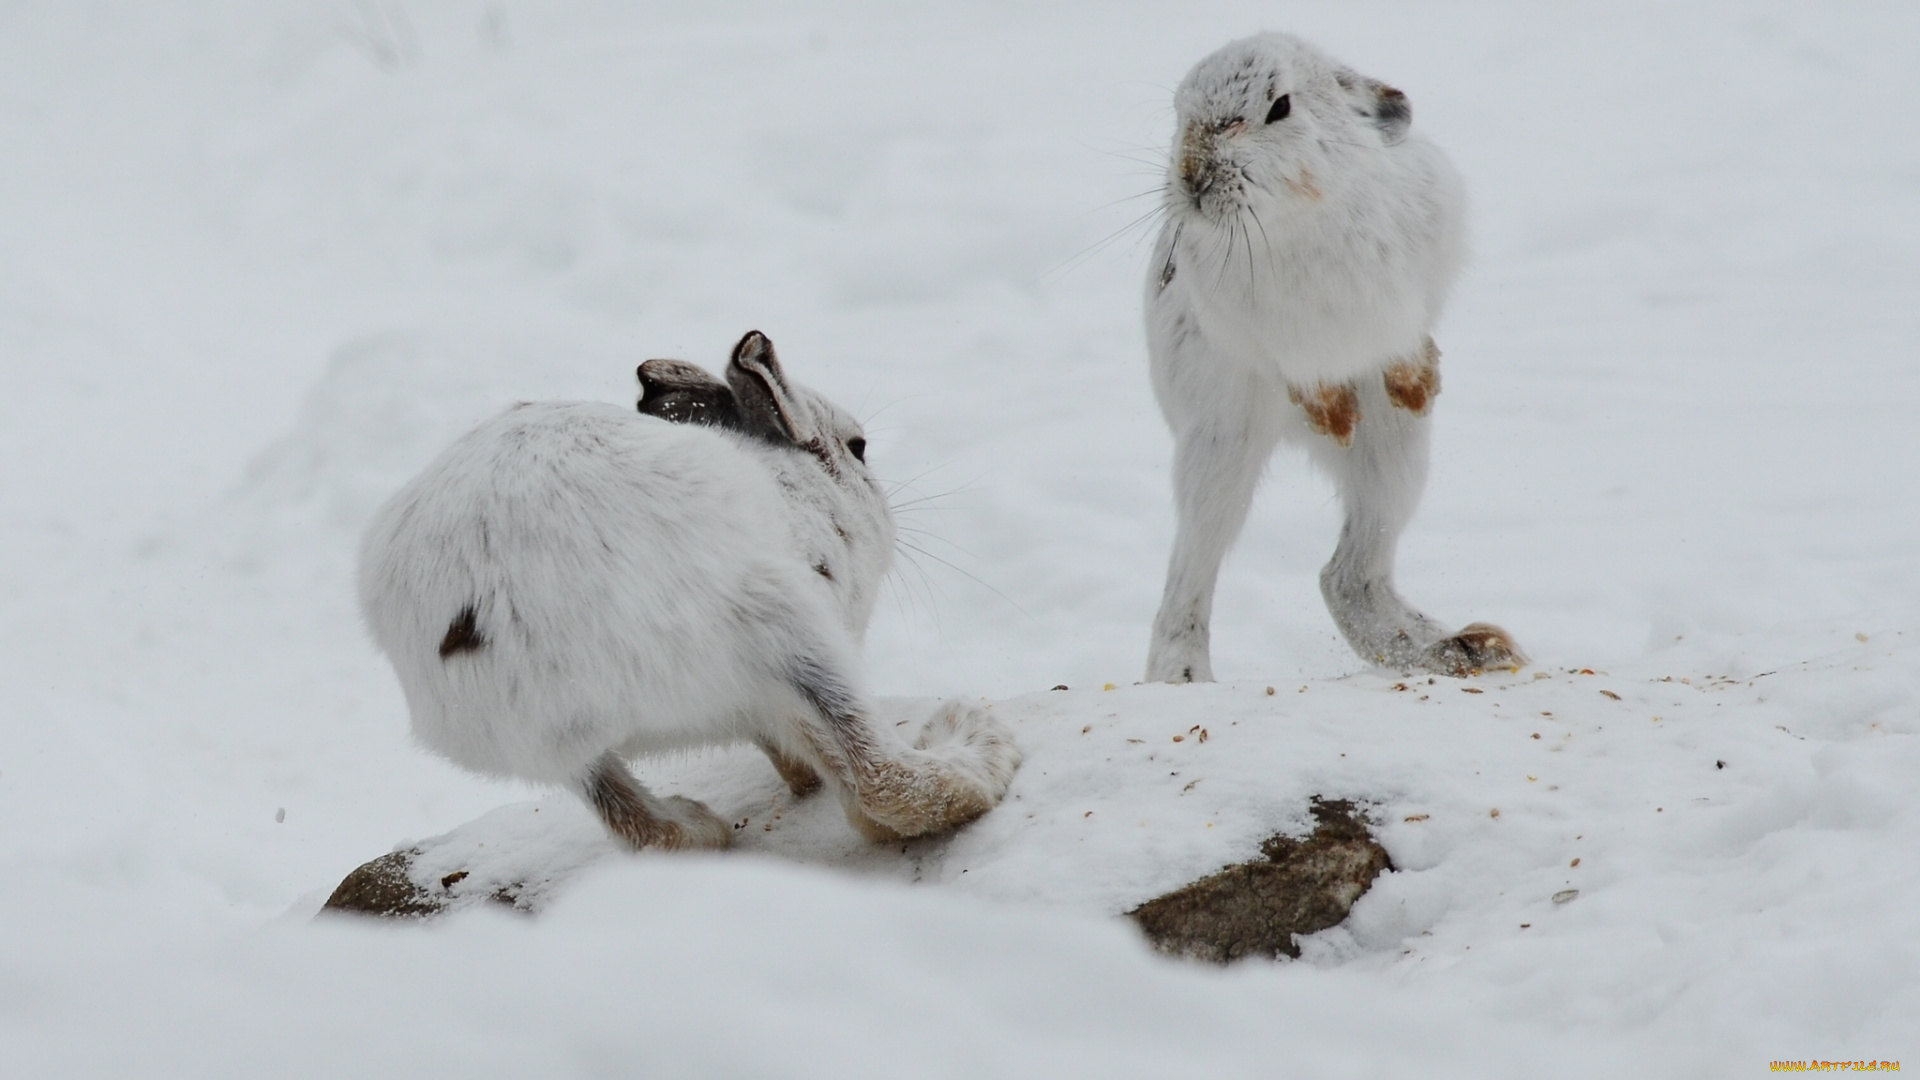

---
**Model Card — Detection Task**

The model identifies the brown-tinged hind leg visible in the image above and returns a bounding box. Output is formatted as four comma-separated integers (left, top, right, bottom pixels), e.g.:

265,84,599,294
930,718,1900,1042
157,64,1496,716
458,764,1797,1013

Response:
1308,345,1525,677
778,655,1019,842
578,752,733,851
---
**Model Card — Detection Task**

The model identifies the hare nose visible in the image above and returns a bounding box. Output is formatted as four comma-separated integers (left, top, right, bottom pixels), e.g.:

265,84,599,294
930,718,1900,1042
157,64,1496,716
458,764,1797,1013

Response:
1179,155,1212,197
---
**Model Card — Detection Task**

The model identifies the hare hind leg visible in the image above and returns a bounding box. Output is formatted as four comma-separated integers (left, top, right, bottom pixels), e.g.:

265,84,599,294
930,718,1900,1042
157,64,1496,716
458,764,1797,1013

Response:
578,752,733,852
1309,368,1525,677
781,656,1019,842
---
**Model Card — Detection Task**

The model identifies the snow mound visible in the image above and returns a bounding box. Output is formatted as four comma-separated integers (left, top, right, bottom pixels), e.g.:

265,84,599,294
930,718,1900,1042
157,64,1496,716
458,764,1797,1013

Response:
314,634,1920,1049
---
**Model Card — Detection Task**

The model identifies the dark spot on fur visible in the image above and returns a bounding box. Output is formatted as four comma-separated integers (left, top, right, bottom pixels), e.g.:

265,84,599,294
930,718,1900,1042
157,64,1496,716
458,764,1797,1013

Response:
1158,253,1177,292
1383,338,1442,416
813,560,834,581
1288,382,1361,446
438,605,487,658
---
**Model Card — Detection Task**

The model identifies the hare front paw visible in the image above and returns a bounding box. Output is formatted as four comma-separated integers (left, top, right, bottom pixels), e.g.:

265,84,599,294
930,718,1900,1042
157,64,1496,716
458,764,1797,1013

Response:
756,738,824,798
655,795,735,851
1146,625,1213,684
1418,622,1527,677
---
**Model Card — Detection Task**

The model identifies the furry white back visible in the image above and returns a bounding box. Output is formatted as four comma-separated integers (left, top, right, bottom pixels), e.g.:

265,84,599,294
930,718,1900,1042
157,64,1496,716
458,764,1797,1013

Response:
358,401,886,783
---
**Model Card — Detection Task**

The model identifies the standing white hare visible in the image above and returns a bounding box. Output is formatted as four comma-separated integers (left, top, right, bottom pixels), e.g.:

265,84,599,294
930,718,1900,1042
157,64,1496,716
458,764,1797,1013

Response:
1144,32,1524,683
360,331,1020,850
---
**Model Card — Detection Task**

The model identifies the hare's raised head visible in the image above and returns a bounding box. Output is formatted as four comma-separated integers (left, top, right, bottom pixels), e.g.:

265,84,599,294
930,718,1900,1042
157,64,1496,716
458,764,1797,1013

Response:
1170,33,1416,223
638,331,891,635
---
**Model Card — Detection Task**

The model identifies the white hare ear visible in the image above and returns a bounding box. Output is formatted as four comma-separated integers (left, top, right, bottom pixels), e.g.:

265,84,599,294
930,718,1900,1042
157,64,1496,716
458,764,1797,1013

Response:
725,331,814,445
1334,68,1412,145
637,358,738,427
1367,79,1411,145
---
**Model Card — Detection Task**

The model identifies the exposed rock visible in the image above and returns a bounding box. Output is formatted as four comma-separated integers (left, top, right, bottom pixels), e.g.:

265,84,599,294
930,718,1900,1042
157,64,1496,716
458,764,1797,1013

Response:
314,797,637,921
319,848,531,920
1126,797,1392,963
320,850,444,919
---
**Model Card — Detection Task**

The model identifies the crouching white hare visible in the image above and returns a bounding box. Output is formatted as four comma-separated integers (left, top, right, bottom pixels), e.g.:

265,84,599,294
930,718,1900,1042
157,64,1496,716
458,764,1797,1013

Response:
1145,32,1525,683
360,331,1020,851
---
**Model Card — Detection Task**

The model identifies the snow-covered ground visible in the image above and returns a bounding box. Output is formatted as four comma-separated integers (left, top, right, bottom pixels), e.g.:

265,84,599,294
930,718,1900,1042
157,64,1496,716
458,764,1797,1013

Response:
2,1,1916,1075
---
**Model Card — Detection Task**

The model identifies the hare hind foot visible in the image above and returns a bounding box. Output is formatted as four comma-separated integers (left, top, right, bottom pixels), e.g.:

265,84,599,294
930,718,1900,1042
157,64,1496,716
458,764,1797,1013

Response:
581,753,734,852
844,702,1022,842
1418,622,1527,677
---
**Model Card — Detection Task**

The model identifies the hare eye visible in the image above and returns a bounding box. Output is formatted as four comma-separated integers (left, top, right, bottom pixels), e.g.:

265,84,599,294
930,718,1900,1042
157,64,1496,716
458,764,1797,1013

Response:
1265,94,1291,124
847,436,867,463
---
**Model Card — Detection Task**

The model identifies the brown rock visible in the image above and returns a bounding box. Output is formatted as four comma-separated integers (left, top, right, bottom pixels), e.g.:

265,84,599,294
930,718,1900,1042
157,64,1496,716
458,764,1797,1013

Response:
1127,797,1392,963
319,849,445,919
318,848,534,920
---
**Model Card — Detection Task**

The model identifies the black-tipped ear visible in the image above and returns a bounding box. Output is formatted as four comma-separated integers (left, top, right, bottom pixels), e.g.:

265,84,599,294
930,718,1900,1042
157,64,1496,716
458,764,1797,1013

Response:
724,331,807,445
637,358,740,428
1372,83,1411,144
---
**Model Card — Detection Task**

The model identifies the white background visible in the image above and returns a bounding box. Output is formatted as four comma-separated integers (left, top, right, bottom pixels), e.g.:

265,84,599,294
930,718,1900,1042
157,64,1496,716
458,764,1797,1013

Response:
1,2,1915,1075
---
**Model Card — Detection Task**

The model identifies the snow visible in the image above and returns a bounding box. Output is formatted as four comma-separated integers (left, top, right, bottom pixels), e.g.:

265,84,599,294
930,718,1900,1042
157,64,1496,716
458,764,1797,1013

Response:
2,1,1916,1074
